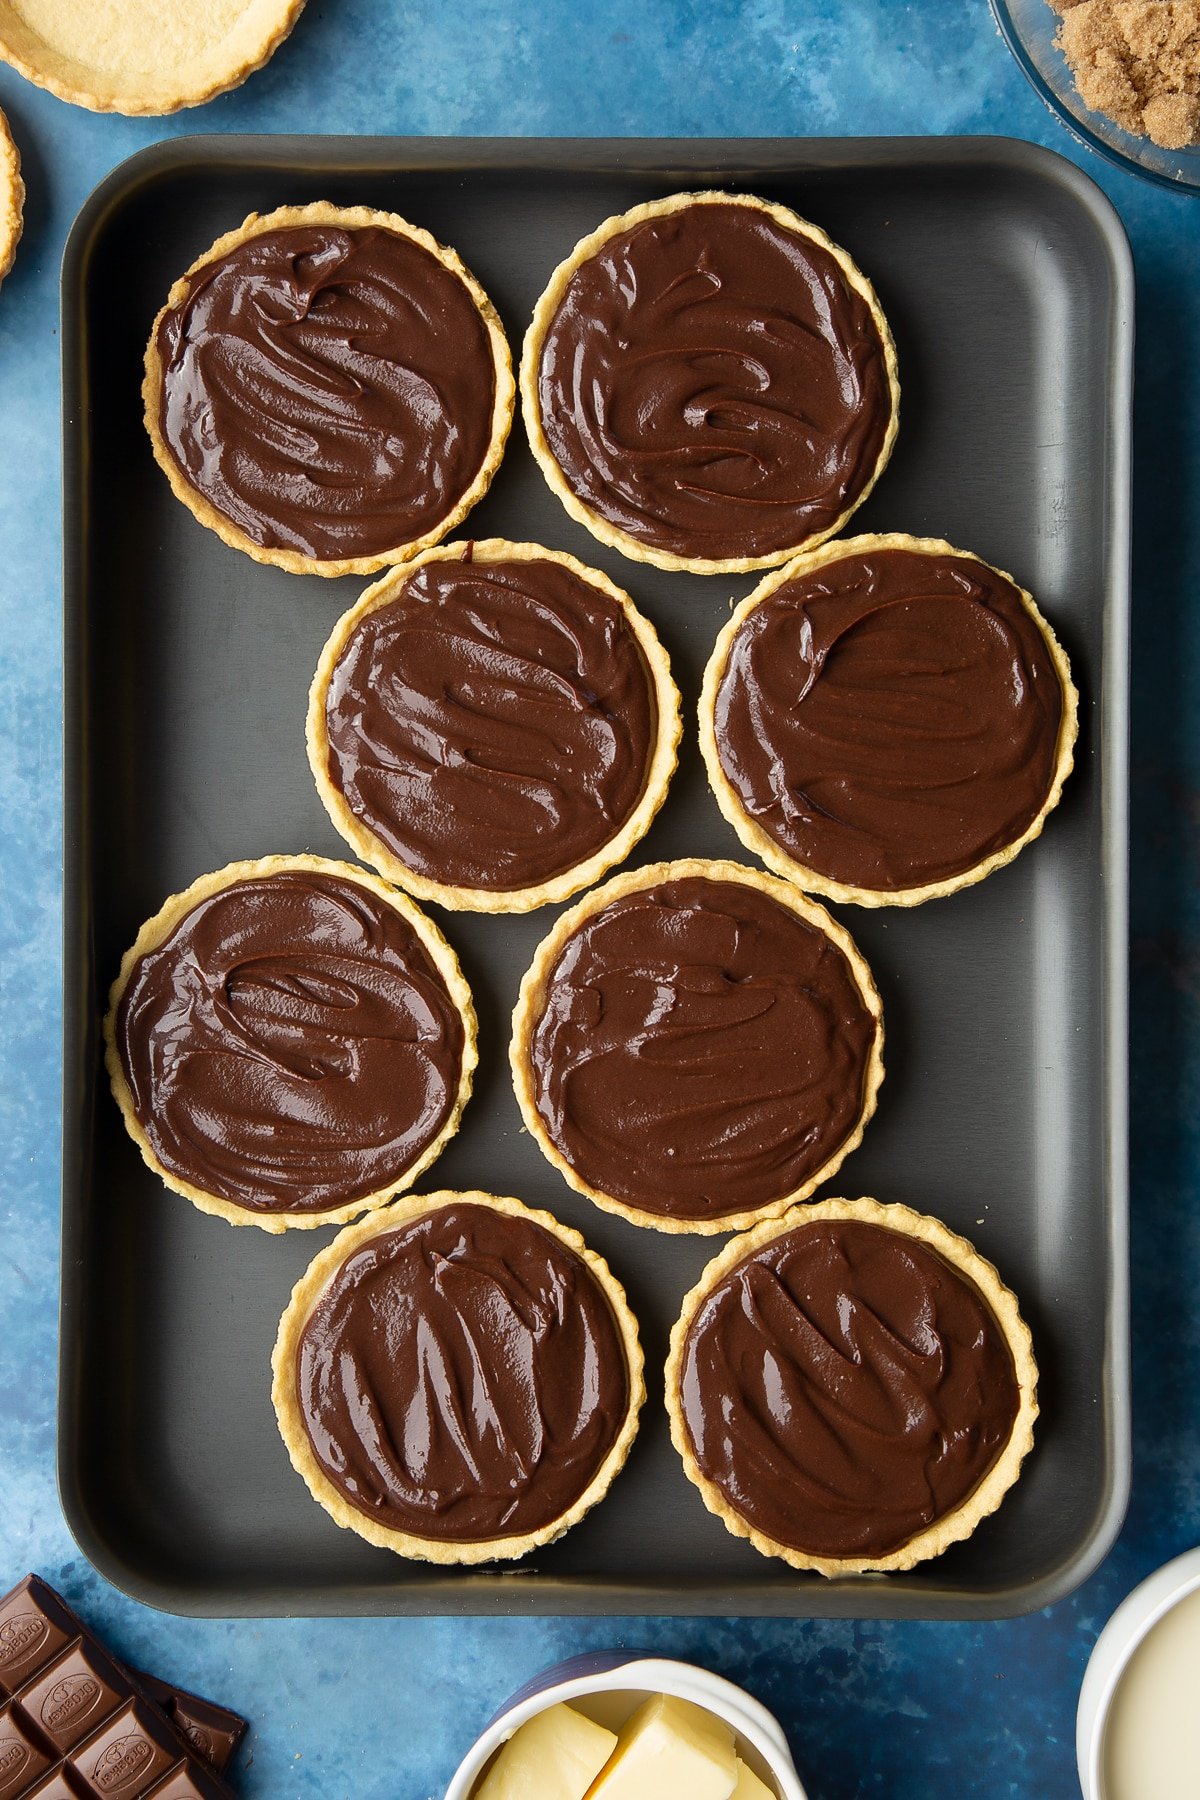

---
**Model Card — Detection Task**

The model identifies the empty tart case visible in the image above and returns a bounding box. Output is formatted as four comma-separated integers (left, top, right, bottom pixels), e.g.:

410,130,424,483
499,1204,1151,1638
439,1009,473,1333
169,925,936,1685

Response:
666,1197,1038,1575
0,106,22,285
272,1189,646,1563
143,202,514,576
510,857,884,1234
521,190,899,575
0,0,306,114
308,539,682,913
104,854,477,1232
700,532,1079,906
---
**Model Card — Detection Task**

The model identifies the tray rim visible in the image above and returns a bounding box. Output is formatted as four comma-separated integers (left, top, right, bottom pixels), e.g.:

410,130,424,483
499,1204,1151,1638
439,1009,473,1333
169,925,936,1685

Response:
59,132,1133,1621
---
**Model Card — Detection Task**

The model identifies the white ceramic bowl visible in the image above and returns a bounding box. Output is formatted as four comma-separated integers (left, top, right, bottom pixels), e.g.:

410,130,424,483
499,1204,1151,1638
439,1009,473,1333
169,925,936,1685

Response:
1077,1545,1200,1800
445,1653,808,1800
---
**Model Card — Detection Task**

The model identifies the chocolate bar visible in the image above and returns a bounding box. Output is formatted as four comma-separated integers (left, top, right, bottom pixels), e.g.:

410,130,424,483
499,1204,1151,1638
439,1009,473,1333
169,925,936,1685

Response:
0,1577,240,1799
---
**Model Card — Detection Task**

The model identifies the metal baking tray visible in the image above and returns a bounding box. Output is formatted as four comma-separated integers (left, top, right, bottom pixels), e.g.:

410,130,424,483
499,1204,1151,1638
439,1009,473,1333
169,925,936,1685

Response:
61,136,1131,1618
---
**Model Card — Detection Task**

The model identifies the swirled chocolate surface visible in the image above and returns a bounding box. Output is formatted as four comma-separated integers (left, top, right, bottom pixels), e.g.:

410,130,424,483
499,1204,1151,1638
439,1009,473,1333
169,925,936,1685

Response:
295,1202,630,1539
679,1219,1021,1558
526,875,878,1221
713,547,1067,891
155,224,498,561
534,199,893,562
115,870,465,1214
323,552,658,891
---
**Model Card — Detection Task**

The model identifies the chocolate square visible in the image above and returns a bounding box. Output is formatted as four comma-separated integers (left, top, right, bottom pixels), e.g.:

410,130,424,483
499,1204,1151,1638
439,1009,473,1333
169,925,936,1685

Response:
74,1700,179,1798
0,1702,52,1797
19,1640,128,1753
140,1766,227,1800
24,1771,91,1799
0,1579,77,1696
130,1676,244,1774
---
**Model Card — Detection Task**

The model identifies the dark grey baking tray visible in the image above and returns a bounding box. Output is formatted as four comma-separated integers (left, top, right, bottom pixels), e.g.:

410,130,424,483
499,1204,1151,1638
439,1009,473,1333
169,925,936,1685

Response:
61,136,1131,1618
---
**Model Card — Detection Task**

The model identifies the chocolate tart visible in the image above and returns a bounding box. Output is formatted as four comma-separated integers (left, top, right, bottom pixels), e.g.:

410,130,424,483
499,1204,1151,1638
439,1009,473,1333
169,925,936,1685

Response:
510,858,884,1234
665,1198,1038,1575
0,106,22,286
308,539,682,913
271,1190,645,1563
700,533,1079,907
0,0,305,115
103,855,476,1233
143,203,514,577
521,190,899,575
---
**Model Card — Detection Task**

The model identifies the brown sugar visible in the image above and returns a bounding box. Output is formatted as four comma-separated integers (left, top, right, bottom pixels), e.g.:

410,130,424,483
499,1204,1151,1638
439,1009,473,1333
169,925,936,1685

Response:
1049,1,1200,149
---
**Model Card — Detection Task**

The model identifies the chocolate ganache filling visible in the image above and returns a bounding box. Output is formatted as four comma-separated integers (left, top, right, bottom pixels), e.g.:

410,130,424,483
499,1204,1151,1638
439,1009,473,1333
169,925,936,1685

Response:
527,876,878,1221
535,201,893,562
155,225,498,561
680,1220,1021,1558
713,547,1066,891
116,871,465,1213
324,554,657,891
296,1203,630,1539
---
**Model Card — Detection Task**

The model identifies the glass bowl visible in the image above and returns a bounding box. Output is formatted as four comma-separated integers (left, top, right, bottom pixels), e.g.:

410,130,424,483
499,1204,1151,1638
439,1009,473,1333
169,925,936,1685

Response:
990,0,1200,193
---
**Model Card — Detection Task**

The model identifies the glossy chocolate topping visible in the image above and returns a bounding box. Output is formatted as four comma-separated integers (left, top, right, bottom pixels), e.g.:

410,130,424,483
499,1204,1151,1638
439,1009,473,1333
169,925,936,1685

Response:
324,552,658,891
680,1219,1021,1558
527,876,878,1221
535,200,892,562
296,1202,630,1539
714,547,1066,890
115,870,465,1213
156,224,498,561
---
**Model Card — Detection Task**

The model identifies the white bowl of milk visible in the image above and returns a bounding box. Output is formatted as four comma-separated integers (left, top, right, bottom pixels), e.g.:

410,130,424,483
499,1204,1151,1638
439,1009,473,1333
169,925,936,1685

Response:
1077,1546,1200,1800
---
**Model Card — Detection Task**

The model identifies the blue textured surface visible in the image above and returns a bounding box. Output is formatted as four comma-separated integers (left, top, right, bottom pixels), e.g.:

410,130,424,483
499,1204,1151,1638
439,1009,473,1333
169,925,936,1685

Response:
0,2,1196,1796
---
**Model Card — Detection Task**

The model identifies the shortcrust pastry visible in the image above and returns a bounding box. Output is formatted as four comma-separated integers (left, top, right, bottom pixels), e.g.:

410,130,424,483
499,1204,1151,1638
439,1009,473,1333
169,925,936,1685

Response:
666,1197,1038,1574
144,204,514,576
521,190,899,574
0,107,22,286
104,855,476,1232
272,1190,645,1563
510,858,884,1233
700,533,1078,906
308,539,682,912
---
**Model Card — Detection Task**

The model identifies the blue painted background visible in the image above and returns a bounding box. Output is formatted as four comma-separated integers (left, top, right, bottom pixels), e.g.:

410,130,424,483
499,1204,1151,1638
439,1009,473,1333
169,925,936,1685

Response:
1,2,1197,1795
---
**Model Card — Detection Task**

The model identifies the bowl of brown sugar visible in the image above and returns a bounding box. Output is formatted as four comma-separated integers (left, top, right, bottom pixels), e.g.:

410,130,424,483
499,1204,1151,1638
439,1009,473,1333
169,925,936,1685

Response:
991,0,1200,192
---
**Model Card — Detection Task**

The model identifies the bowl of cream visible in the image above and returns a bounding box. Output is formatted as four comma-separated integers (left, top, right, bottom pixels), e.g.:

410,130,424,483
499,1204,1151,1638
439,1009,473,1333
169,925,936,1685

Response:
1077,1546,1200,1800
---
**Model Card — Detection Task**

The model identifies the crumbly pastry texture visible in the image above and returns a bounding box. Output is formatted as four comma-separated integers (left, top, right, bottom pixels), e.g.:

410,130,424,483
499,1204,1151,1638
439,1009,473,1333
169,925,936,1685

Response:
510,857,885,1235
271,1189,646,1564
520,190,901,576
308,540,683,913
0,0,307,116
0,106,22,286
143,203,515,577
664,1197,1039,1576
1051,1,1200,150
699,532,1079,909
103,854,477,1233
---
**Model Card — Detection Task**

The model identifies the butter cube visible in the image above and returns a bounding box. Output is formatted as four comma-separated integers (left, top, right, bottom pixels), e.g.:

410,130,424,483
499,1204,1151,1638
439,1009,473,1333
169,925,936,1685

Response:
476,1702,617,1800
584,1694,738,1800
731,1758,777,1800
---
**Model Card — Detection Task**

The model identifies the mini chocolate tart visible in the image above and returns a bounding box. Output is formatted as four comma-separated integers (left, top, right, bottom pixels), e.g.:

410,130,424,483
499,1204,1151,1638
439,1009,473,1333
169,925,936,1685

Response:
511,859,884,1234
521,191,899,575
308,539,682,912
144,204,514,577
104,855,476,1232
665,1198,1038,1575
271,1190,645,1563
701,533,1079,906
0,107,22,286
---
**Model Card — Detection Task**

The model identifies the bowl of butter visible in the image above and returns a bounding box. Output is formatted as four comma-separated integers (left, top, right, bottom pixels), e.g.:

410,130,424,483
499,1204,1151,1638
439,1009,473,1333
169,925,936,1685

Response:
1077,1546,1200,1800
444,1654,807,1800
